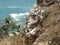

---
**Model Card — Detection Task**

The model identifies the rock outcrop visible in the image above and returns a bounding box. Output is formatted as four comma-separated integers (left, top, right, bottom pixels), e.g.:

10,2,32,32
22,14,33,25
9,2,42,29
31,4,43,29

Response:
24,0,60,45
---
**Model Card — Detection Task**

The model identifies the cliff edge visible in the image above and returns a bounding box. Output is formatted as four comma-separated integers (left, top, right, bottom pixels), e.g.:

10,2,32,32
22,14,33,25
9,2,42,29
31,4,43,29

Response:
24,0,60,45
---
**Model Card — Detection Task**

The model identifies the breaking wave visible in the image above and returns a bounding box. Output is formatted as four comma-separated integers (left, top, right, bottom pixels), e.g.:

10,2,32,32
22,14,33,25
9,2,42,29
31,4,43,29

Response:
9,12,29,21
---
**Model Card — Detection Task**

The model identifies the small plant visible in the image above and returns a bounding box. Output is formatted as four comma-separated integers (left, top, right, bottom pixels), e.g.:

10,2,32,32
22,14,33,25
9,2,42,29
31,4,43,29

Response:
0,17,21,37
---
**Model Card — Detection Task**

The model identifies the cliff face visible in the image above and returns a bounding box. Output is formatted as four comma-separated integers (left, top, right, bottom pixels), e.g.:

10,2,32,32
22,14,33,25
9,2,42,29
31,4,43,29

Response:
24,0,60,45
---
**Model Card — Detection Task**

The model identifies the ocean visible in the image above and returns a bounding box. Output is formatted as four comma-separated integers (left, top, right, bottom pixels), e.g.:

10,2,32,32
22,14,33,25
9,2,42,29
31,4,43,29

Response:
0,0,36,29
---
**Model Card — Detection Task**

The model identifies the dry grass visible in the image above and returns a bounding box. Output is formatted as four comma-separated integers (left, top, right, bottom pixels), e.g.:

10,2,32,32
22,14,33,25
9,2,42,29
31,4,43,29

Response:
0,34,25,45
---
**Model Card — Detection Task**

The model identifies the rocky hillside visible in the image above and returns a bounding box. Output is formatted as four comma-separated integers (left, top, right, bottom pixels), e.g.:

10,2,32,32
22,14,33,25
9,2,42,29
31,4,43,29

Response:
23,0,60,45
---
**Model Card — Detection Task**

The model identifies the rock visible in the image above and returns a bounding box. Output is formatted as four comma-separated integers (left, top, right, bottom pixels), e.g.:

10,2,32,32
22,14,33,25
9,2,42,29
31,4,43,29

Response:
24,0,60,45
15,32,20,35
9,33,14,36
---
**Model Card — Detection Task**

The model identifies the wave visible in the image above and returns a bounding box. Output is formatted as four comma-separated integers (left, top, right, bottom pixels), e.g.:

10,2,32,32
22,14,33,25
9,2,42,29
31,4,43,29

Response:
10,13,18,18
10,12,29,18
9,12,29,21
7,6,20,8
19,12,29,16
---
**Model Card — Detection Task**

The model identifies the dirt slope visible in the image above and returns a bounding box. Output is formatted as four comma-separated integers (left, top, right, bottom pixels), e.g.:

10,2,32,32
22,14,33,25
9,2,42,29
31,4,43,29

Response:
24,0,60,45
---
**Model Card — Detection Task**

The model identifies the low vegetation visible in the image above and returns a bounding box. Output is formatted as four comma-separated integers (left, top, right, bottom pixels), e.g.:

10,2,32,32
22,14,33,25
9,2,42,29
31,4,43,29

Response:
0,34,25,45
0,17,25,45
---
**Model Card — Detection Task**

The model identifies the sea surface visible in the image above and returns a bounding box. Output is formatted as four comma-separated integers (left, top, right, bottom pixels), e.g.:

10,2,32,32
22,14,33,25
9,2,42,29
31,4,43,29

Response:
0,0,36,29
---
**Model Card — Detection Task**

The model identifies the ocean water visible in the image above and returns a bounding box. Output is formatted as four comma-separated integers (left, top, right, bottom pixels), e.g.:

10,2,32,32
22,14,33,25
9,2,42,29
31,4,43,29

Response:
0,0,36,29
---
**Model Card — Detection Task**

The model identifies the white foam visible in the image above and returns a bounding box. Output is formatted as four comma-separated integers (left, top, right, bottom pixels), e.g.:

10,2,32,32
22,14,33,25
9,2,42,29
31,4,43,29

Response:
10,12,29,18
19,12,29,16
9,12,29,21
7,6,20,8
13,19,21,21
10,13,18,18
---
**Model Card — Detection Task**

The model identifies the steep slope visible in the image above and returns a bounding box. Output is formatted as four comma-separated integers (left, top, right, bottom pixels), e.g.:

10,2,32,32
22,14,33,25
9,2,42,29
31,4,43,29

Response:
24,0,60,45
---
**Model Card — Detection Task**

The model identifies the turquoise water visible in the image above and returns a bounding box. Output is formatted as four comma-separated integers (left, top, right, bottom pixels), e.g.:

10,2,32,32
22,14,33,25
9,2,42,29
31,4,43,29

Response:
0,0,36,29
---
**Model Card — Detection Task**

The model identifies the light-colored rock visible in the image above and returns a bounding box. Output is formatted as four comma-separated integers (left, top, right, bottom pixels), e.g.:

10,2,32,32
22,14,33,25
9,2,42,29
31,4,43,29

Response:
15,32,20,35
9,33,14,36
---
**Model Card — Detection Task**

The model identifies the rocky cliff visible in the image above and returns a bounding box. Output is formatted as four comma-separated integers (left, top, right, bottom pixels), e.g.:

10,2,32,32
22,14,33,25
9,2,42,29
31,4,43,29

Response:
24,0,60,45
